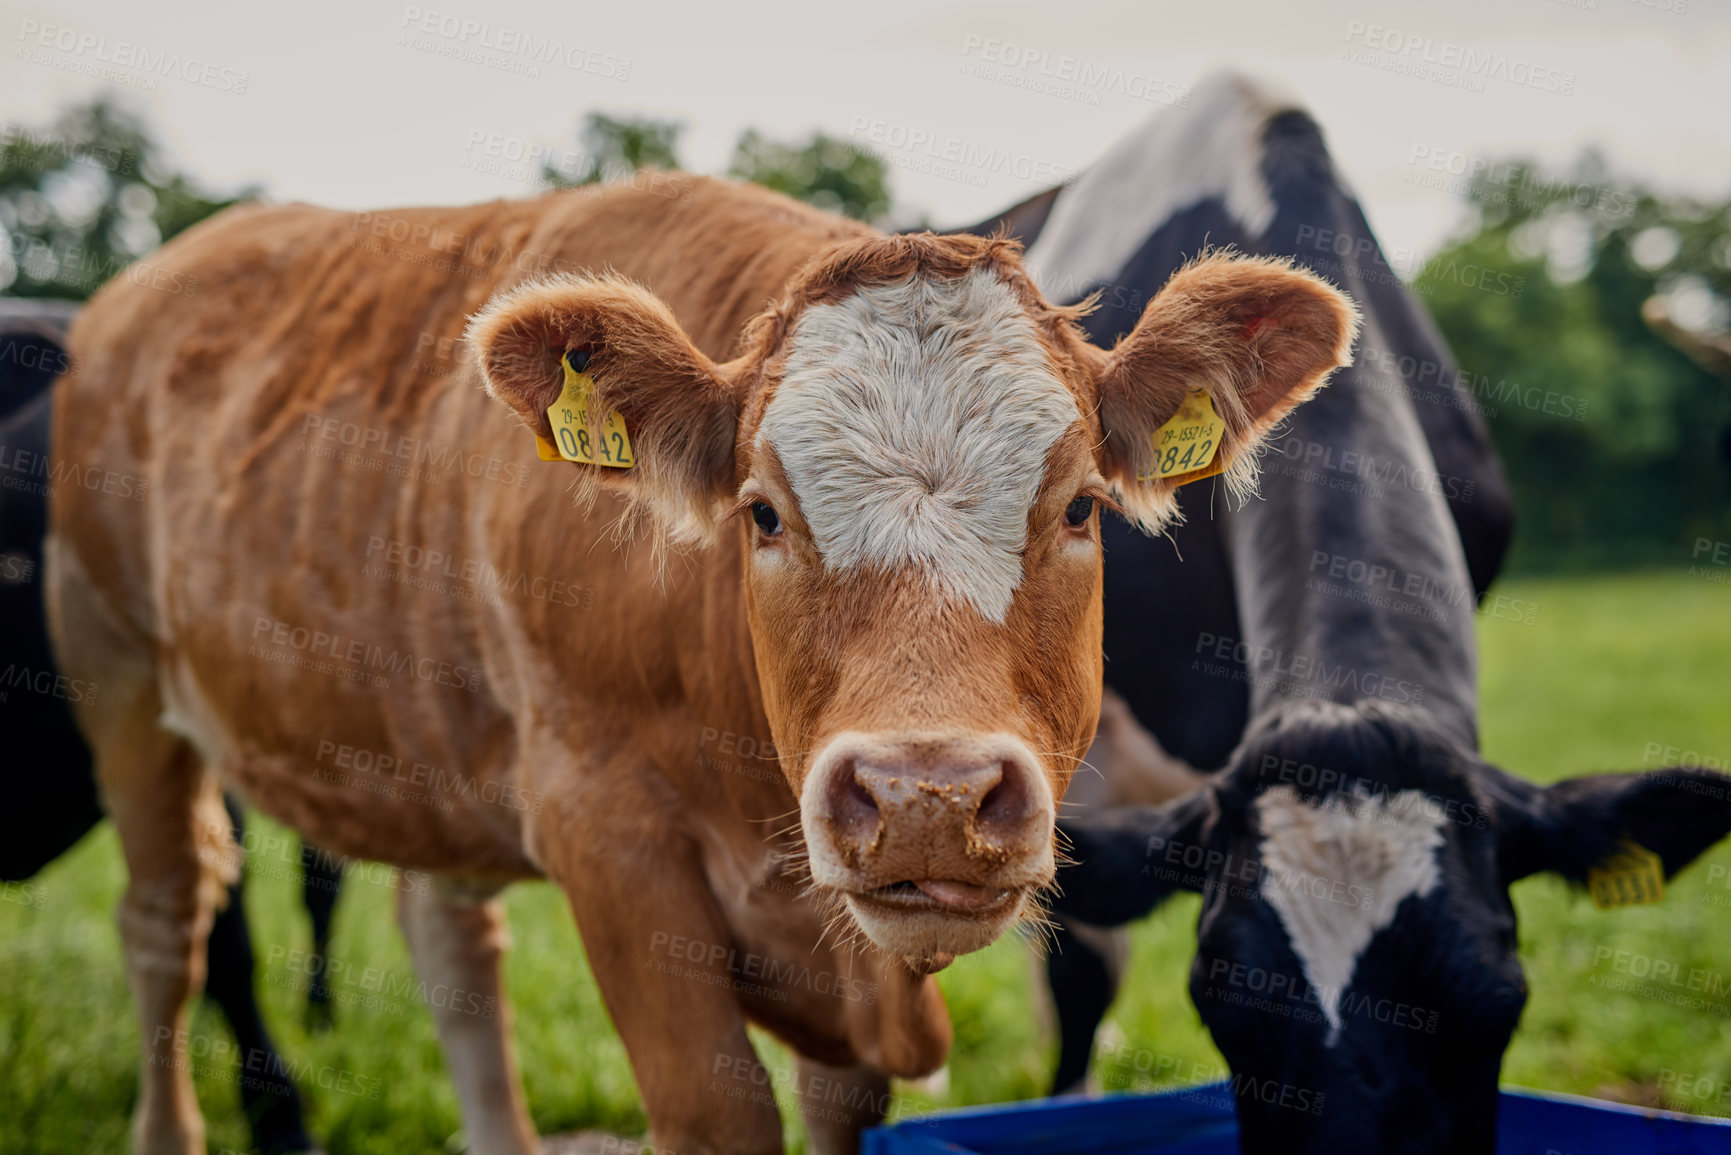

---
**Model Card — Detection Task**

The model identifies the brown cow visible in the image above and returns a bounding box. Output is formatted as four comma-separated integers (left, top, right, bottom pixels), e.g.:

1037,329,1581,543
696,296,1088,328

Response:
47,174,1355,1155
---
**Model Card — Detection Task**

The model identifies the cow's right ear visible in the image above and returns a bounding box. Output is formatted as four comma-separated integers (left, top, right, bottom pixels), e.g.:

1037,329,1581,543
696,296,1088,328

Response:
1485,764,1731,886
1053,785,1217,926
467,275,742,545
1087,253,1358,532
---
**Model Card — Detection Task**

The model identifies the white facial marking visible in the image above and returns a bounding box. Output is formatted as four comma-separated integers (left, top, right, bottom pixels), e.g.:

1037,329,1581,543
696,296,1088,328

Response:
759,266,1081,623
1025,71,1308,301
1254,784,1445,1042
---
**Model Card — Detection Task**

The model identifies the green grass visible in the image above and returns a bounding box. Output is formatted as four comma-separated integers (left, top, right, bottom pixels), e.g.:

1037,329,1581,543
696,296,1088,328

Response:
2,570,1728,1152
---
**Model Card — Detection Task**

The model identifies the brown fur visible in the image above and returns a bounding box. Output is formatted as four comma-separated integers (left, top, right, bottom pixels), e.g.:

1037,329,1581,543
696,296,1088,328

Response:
49,173,1353,1154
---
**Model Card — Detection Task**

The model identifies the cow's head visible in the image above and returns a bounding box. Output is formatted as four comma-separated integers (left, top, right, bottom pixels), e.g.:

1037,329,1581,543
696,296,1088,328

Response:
468,236,1356,968
1058,700,1731,1154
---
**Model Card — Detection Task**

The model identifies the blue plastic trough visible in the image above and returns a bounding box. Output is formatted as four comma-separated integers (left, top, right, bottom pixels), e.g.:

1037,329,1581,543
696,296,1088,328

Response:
862,1082,1731,1154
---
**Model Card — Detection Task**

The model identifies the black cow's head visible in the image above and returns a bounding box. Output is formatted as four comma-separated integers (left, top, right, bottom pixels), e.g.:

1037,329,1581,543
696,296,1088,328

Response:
1056,700,1731,1154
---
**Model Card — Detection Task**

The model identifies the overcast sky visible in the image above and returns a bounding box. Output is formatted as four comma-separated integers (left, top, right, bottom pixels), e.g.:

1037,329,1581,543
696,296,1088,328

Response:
3,0,1727,264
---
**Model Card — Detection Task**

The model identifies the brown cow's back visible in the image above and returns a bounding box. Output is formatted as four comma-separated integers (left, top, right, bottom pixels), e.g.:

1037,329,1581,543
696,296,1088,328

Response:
52,175,868,875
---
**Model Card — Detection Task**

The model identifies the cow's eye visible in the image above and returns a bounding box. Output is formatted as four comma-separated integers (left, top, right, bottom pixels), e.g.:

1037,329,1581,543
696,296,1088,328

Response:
1064,496,1094,528
751,502,782,537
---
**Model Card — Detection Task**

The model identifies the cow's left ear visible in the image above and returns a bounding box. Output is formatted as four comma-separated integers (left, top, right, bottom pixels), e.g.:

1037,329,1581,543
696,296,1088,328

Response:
467,275,743,545
1087,253,1359,531
1484,765,1731,885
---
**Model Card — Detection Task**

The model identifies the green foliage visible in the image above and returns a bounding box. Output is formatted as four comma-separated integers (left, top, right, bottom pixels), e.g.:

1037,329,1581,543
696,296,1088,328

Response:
0,97,252,300
727,129,891,222
1417,155,1731,570
540,112,685,189
541,114,892,223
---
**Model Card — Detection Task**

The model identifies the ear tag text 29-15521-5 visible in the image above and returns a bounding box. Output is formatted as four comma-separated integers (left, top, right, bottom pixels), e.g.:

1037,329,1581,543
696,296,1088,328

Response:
535,349,634,468
1139,390,1227,485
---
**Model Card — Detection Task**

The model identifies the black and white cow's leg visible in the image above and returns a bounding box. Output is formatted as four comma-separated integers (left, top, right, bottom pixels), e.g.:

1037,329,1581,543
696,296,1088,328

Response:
205,797,317,1154
300,844,343,1032
1046,916,1129,1096
793,1058,890,1155
396,881,540,1155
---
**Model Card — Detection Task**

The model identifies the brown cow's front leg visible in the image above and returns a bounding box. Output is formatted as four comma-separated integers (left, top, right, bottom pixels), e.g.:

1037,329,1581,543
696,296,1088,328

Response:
544,809,783,1155
397,881,541,1155
792,1058,891,1155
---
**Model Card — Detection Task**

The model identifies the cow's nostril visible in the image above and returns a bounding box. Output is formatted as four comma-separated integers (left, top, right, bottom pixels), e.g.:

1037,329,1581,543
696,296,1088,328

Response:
828,760,881,844
974,763,1031,835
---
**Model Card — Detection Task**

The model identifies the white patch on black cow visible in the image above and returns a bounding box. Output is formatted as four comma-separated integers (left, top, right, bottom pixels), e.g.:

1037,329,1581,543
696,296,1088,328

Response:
1254,784,1445,1042
1025,71,1303,302
759,267,1081,624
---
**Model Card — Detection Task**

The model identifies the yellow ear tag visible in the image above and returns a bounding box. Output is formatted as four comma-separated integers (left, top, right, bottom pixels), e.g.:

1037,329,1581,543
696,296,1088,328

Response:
1139,390,1227,485
537,352,634,468
1588,841,1666,909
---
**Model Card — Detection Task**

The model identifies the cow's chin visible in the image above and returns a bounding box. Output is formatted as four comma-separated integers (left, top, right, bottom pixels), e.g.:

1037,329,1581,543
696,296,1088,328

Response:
840,886,1029,973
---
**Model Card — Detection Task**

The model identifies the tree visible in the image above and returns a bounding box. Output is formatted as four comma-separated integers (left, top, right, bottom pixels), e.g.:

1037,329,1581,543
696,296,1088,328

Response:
0,97,253,299
1418,154,1731,568
540,114,892,224
540,112,684,188
726,129,890,222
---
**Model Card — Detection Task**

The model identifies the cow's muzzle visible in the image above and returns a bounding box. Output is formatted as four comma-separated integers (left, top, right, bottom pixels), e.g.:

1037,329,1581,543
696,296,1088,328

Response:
800,731,1054,968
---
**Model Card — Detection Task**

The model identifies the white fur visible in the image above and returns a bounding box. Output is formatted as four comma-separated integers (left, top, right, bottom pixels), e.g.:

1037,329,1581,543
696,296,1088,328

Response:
759,267,1081,623
1254,784,1445,1041
1025,71,1302,302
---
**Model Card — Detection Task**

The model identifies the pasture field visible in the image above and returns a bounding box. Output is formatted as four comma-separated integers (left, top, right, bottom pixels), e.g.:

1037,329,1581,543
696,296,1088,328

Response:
2,570,1728,1154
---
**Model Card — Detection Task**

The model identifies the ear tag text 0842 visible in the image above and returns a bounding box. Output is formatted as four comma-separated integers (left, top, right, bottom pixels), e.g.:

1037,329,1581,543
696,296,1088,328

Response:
1139,390,1226,485
1588,841,1665,909
536,350,634,468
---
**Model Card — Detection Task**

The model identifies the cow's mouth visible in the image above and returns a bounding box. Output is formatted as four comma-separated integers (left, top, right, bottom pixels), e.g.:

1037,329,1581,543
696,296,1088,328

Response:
840,880,1029,973
857,879,1015,914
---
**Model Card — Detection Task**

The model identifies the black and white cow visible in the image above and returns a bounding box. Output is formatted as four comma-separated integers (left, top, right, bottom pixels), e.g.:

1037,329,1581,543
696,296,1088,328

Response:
969,74,1731,1152
0,299,343,1154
